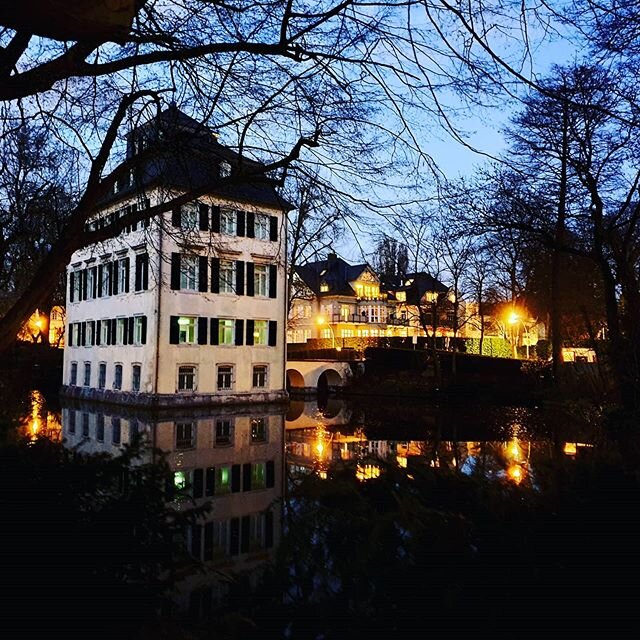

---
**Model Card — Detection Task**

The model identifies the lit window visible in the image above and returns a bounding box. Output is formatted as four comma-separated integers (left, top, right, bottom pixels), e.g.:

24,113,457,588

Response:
251,462,266,489
83,362,91,386
215,419,233,446
217,365,233,390
131,364,141,392
180,255,199,291
218,319,235,345
178,365,197,391
134,316,145,345
254,264,269,296
254,320,268,345
396,291,406,302
252,365,267,388
250,418,267,443
219,259,236,293
255,213,269,240
174,471,187,490
100,320,109,346
320,282,329,292
70,362,78,385
114,364,123,390
117,318,127,344
178,316,196,344
176,422,195,449
220,209,235,235
215,466,232,494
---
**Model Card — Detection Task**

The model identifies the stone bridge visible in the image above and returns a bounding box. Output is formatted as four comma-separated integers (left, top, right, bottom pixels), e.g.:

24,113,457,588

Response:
286,359,360,395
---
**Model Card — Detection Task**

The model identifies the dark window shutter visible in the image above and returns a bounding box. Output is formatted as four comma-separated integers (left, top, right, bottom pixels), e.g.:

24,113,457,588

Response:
91,266,98,298
142,254,148,290
81,322,87,346
204,522,213,559
265,510,274,548
169,316,180,344
235,319,244,346
210,258,219,293
235,260,244,295
240,516,250,553
193,468,204,499
90,320,96,346
171,206,181,227
134,254,143,291
69,271,75,302
268,320,277,346
246,211,255,238
112,263,119,295
122,319,129,345
236,210,245,237
97,265,103,297
230,518,240,556
198,317,208,345
266,460,275,488
124,258,130,293
107,262,114,296
246,262,254,296
96,320,101,346
242,463,252,492
127,317,134,344
141,316,147,344
205,467,215,497
245,319,254,346
210,318,219,345
269,264,277,298
109,319,116,346
170,253,181,290
68,324,73,346
198,256,208,292
81,269,88,300
231,464,241,493
198,203,209,231
269,215,278,241
211,206,220,232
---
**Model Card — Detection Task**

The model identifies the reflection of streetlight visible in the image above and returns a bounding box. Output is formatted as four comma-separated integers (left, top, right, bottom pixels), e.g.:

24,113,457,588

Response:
507,311,530,359
316,316,341,351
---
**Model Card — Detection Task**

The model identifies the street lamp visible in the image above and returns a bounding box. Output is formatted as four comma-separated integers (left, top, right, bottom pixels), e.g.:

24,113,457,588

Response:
316,316,341,351
507,311,530,359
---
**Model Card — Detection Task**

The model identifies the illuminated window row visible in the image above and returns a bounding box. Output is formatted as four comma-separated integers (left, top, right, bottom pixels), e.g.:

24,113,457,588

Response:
67,316,147,347
169,316,277,346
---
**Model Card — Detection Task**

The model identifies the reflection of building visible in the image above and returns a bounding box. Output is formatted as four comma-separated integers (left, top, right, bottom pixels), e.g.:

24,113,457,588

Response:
288,253,451,343
62,106,288,406
61,401,284,617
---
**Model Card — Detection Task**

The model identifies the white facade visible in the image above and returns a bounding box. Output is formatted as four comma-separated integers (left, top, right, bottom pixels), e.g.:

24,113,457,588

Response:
63,186,288,407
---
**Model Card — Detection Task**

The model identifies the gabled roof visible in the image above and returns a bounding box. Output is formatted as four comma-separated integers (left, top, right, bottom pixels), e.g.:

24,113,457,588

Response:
294,256,375,297
99,105,291,210
390,272,449,305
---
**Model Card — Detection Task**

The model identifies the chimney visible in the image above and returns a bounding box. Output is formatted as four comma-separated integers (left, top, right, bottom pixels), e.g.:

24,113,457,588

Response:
327,252,337,264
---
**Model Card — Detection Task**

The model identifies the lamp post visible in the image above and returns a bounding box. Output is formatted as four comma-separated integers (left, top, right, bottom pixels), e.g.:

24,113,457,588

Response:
507,311,530,359
316,316,341,351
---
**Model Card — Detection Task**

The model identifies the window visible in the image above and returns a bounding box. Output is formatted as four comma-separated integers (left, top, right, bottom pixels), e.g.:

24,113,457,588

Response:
220,209,235,235
117,318,127,344
98,363,106,389
254,213,269,240
96,414,104,442
320,282,329,293
219,259,236,293
178,365,197,391
112,417,121,445
174,471,187,490
72,270,82,300
251,462,267,489
132,364,141,392
86,267,96,299
181,202,199,230
180,255,199,290
254,264,269,297
82,413,89,437
134,253,149,291
251,418,267,443
215,419,233,446
117,258,128,292
215,466,232,494
114,364,123,390
218,319,235,345
73,323,82,346
220,161,231,177
86,321,94,346
178,317,197,344
252,365,267,388
253,320,268,345
176,422,195,449
68,410,76,434
100,263,111,297
70,362,78,385
134,316,145,345
217,365,233,390
101,320,110,346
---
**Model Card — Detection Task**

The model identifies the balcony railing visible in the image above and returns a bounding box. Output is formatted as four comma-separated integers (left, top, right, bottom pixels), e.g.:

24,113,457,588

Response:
331,313,387,324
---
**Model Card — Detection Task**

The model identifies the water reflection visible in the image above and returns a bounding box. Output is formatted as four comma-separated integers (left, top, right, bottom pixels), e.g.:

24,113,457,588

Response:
60,400,285,620
16,390,62,442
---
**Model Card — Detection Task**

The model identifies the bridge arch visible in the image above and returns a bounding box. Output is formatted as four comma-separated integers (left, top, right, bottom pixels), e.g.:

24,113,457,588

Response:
286,368,306,391
318,368,343,392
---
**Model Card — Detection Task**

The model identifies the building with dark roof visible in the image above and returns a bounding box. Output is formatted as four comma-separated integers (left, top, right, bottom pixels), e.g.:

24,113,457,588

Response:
62,106,288,406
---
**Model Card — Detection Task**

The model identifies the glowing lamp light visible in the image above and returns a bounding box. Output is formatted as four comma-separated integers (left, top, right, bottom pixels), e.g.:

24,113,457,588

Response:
507,464,524,484
508,311,519,325
177,317,190,326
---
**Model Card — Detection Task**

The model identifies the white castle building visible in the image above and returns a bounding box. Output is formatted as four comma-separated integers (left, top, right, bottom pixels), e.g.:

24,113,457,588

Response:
62,106,289,407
